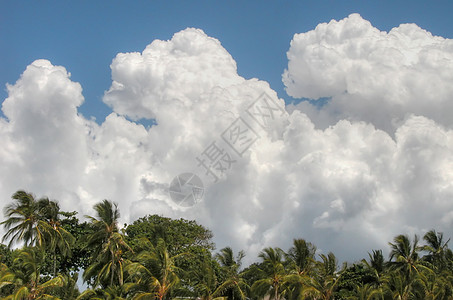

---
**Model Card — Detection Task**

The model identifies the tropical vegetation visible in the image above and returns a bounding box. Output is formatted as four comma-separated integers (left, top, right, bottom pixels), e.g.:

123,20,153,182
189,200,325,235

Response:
1,190,453,299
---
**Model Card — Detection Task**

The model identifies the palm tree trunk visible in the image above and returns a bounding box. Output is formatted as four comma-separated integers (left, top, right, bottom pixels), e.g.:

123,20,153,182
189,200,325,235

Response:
53,251,57,277
110,249,115,286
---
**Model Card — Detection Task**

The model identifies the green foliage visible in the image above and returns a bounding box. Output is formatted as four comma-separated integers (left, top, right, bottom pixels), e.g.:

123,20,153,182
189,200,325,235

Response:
285,238,316,276
125,214,215,255
336,263,376,299
301,252,340,300
124,238,183,300
2,190,453,300
242,263,264,300
423,229,451,272
59,212,94,274
83,200,132,288
1,190,53,248
188,251,221,300
1,247,68,299
214,247,249,300
77,285,126,300
252,247,288,300
0,243,12,266
125,214,216,296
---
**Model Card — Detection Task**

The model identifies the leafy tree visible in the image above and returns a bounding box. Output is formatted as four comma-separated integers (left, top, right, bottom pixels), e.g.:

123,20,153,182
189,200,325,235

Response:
58,212,93,275
242,262,265,300
3,193,453,300
0,243,12,267
125,214,215,293
125,215,214,255
335,263,376,299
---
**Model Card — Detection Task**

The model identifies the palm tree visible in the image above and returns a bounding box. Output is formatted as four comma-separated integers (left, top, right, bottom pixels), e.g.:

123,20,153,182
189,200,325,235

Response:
83,200,131,288
0,257,15,297
284,239,316,300
350,283,384,300
386,234,435,299
190,253,219,300
1,247,66,299
214,247,249,300
77,285,126,300
2,191,76,278
366,250,385,275
388,235,430,279
301,252,340,300
251,247,288,300
286,239,316,276
124,238,183,300
1,190,51,248
40,199,75,276
85,200,121,257
381,271,416,300
84,231,132,288
362,250,386,287
416,269,453,300
52,272,80,300
423,230,450,272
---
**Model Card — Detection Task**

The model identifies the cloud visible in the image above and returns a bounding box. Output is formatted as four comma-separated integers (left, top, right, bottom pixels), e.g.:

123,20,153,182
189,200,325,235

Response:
283,13,453,133
103,28,245,122
0,60,89,211
1,23,453,265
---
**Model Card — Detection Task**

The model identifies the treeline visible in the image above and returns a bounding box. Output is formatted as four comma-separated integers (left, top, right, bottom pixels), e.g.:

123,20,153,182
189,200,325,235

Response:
1,190,453,299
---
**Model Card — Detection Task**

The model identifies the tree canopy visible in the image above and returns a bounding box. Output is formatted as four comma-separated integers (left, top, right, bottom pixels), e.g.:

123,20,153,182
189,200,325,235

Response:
1,189,453,299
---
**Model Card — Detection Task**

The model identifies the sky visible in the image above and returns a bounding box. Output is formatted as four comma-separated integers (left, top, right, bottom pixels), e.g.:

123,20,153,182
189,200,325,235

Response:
1,1,453,265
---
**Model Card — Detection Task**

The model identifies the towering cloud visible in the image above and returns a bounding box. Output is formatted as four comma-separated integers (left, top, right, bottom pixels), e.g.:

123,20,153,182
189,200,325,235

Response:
284,13,453,133
0,60,89,211
1,17,452,263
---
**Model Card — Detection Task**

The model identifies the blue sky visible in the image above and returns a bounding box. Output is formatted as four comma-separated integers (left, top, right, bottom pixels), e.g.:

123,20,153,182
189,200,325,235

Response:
2,1,453,123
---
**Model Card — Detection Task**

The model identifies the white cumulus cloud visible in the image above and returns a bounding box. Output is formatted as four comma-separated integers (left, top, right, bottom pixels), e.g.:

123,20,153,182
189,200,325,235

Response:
1,22,453,265
284,13,453,133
